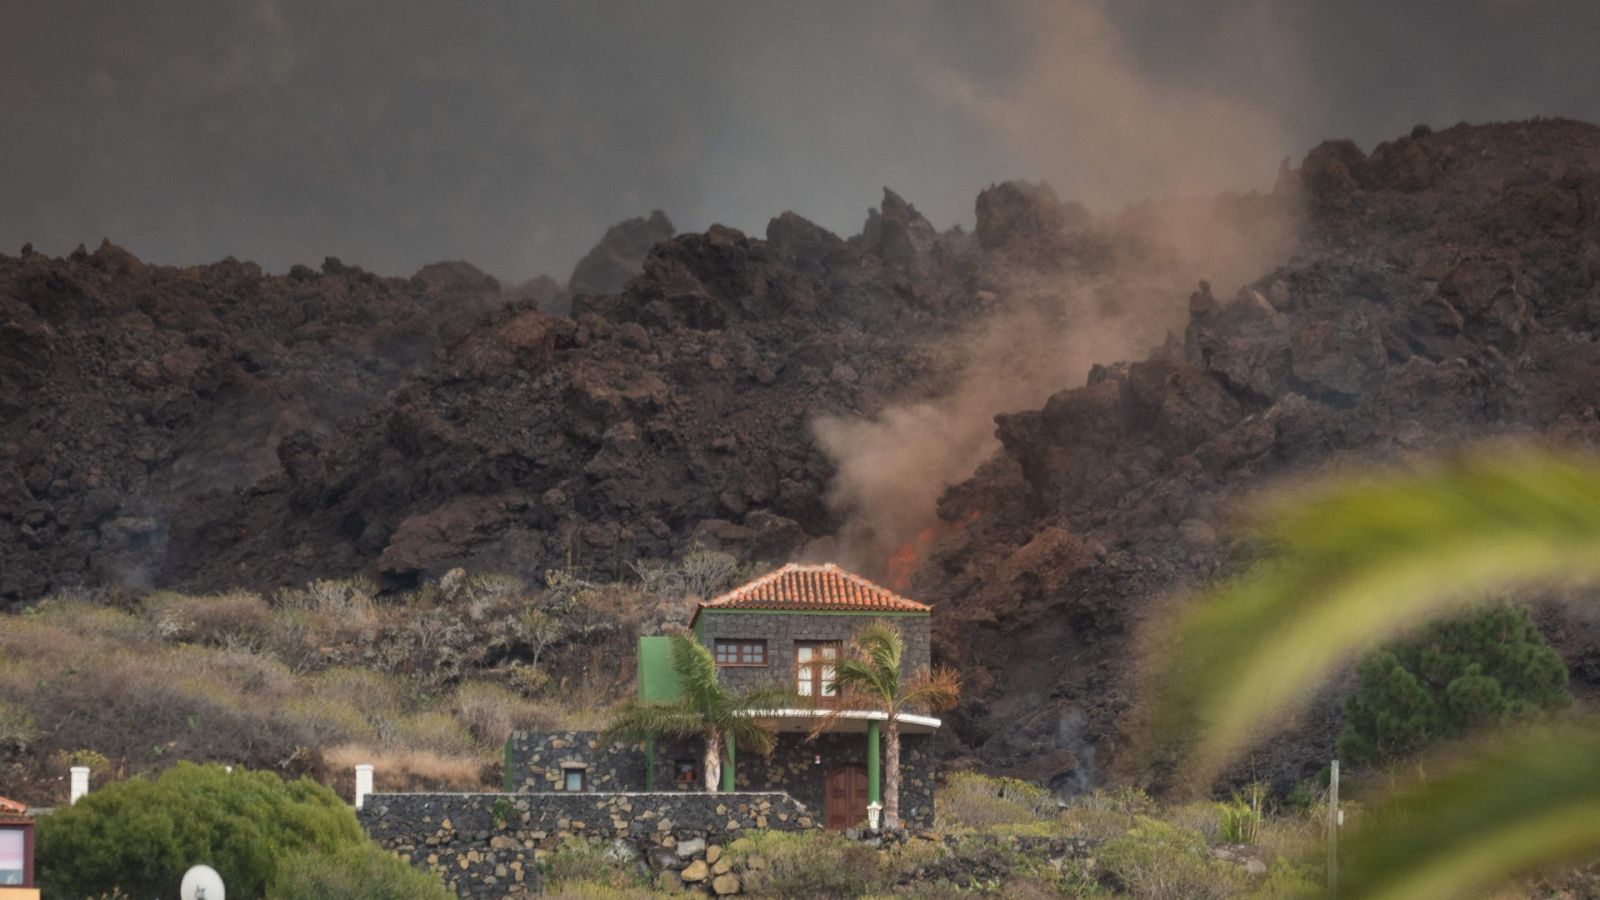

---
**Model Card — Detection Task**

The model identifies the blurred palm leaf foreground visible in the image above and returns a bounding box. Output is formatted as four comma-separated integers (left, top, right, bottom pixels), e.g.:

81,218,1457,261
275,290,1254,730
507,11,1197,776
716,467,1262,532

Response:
1152,447,1600,899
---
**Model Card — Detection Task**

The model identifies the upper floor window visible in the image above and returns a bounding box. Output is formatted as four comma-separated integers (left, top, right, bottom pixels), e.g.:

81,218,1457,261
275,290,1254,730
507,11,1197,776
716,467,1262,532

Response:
715,639,767,667
795,641,840,702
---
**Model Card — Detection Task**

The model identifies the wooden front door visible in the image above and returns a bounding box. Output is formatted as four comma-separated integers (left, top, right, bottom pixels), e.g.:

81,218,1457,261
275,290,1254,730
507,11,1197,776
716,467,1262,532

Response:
825,764,869,831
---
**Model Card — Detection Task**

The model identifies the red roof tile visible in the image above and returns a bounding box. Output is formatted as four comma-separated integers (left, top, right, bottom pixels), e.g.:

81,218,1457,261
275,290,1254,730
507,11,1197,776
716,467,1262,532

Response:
698,563,930,616
0,795,29,820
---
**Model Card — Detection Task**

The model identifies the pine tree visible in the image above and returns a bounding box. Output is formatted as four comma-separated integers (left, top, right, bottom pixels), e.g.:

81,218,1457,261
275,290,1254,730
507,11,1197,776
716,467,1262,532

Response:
1338,602,1571,767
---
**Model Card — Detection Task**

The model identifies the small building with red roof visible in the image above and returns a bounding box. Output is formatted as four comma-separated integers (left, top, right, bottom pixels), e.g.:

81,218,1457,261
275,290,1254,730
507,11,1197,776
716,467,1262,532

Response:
688,562,933,700
681,563,939,829
498,562,942,830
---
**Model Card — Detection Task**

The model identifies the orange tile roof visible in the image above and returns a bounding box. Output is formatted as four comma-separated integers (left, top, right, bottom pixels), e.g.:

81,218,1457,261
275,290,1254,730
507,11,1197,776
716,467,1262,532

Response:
0,796,29,820
698,563,931,616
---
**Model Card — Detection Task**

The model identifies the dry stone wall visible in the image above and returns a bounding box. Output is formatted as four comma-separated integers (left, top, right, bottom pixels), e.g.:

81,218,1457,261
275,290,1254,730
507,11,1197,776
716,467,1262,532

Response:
736,732,936,829
359,790,815,896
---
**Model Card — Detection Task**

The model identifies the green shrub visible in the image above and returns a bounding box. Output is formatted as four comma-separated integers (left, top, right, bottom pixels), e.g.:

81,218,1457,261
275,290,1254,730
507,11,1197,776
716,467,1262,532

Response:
1338,602,1571,767
36,762,368,898
145,590,275,646
938,771,1059,830
312,666,404,714
277,577,380,621
453,680,544,746
1062,787,1159,842
389,710,478,754
1242,858,1320,899
1099,816,1247,900
1218,784,1264,844
542,880,656,900
49,748,113,779
283,694,378,746
542,837,648,890
0,700,36,754
630,544,754,598
267,844,452,900
731,830,888,898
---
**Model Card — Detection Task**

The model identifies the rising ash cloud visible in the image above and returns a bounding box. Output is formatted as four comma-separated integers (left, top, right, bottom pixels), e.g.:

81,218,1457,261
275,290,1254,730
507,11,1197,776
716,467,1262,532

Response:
1,0,1597,281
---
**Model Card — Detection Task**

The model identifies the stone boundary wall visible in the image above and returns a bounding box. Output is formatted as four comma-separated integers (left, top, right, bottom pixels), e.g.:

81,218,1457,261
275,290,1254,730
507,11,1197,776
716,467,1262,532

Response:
359,791,816,897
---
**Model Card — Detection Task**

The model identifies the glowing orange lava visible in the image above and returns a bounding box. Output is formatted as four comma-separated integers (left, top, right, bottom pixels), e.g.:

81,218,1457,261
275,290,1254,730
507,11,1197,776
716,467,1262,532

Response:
885,510,981,592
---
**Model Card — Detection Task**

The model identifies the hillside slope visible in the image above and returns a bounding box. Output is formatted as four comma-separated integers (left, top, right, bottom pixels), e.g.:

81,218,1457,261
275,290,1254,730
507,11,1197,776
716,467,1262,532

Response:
5,119,1599,792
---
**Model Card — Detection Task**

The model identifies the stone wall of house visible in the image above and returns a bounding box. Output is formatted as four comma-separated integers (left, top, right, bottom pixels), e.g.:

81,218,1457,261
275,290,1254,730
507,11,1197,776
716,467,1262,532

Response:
506,730,936,829
695,611,932,695
734,732,936,830
504,730,647,792
359,791,815,896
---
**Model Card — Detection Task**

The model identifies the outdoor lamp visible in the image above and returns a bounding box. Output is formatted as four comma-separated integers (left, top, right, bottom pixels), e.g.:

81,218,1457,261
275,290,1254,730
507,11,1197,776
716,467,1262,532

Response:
867,802,883,831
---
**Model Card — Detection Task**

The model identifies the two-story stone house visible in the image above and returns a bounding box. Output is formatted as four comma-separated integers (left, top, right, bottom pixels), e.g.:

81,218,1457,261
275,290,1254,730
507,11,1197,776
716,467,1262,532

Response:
504,562,942,830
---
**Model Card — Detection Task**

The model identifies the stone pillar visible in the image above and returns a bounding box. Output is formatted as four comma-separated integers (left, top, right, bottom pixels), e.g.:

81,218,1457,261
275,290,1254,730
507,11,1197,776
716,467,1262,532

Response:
867,721,882,806
69,767,90,805
355,764,374,809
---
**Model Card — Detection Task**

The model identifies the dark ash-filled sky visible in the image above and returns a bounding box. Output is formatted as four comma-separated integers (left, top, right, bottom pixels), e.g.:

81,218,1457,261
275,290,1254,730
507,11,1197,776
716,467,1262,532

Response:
3,0,1598,282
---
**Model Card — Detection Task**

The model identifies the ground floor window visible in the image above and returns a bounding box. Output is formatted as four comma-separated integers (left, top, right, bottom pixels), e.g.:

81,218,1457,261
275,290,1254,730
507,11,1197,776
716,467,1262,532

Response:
562,767,587,792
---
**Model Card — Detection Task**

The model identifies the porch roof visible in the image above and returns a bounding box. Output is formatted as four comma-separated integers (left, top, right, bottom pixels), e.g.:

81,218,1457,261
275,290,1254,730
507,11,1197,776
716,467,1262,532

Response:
739,708,942,735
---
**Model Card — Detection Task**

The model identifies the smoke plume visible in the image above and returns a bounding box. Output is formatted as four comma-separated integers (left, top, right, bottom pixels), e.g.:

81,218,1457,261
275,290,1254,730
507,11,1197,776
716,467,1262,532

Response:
815,0,1304,574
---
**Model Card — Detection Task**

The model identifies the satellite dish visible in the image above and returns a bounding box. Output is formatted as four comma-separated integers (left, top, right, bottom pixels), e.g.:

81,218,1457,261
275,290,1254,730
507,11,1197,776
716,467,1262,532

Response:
180,865,225,900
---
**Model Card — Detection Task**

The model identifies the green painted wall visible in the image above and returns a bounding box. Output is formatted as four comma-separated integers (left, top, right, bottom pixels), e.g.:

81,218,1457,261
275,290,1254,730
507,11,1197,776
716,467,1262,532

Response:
637,636,681,700
867,721,881,805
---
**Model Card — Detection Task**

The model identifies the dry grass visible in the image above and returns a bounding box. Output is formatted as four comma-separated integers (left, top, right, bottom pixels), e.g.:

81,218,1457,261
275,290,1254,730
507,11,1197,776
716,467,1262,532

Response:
325,744,489,792
0,562,703,800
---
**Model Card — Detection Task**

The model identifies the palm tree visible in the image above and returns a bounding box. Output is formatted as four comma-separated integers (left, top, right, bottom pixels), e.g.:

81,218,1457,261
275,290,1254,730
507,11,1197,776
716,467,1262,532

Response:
1150,448,1600,898
603,633,788,791
816,621,960,829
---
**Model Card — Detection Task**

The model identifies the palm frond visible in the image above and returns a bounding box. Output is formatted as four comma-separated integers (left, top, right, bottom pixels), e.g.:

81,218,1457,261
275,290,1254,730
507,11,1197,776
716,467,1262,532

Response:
803,684,878,740
1151,449,1600,776
831,656,894,703
1338,725,1600,900
600,696,705,743
670,633,721,708
734,683,800,713
899,666,962,714
725,715,780,756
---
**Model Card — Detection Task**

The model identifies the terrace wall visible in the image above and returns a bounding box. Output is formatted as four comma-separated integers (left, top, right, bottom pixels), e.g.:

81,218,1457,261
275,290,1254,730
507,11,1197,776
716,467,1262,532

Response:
358,790,815,897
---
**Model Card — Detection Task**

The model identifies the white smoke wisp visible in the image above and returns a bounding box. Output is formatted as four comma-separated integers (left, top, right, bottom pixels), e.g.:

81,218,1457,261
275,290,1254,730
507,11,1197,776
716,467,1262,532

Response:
928,0,1300,209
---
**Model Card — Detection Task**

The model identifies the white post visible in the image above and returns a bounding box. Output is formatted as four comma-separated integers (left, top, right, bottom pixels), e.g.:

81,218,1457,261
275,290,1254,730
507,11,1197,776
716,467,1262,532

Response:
70,766,90,805
1327,759,1340,898
354,764,374,810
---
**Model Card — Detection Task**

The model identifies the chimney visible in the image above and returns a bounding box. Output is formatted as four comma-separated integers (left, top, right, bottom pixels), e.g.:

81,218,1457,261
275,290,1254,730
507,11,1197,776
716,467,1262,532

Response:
70,766,90,804
354,764,374,810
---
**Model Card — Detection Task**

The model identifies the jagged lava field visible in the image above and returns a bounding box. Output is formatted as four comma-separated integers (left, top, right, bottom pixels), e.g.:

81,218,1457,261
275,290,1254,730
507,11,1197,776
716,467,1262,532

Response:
5,119,1600,793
